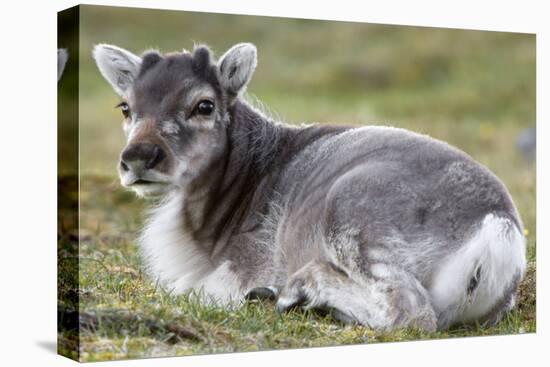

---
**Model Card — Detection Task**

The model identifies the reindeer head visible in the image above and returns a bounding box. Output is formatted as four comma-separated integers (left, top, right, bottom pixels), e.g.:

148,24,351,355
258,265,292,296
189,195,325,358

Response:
93,43,257,197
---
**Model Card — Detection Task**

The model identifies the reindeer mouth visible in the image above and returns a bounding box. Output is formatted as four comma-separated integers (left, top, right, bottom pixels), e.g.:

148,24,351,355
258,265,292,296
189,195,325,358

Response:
120,174,173,198
128,177,170,186
132,179,157,185
126,179,172,198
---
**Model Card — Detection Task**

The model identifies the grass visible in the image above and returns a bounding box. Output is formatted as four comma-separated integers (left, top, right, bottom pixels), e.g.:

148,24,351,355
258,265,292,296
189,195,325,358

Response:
57,4,535,362
58,175,535,361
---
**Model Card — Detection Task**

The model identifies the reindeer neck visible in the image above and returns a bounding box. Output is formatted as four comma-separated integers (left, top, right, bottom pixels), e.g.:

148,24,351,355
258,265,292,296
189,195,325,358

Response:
178,99,291,257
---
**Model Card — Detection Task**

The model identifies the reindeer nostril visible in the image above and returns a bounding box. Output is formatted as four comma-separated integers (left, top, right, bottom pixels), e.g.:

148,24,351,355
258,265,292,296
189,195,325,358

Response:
120,160,129,172
145,145,165,170
120,143,165,172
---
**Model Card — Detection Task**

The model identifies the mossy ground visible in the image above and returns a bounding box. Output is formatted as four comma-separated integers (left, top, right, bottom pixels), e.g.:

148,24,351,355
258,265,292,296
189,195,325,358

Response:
57,176,534,362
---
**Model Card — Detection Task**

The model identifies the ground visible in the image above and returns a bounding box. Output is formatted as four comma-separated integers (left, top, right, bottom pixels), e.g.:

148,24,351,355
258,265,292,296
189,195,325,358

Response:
57,6,535,362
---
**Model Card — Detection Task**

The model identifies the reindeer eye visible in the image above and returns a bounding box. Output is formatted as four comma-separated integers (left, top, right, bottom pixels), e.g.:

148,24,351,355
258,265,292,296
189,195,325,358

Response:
194,100,214,116
116,102,130,118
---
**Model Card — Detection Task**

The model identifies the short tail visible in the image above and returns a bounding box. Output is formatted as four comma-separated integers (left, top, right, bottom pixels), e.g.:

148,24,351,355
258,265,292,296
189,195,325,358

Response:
430,213,526,329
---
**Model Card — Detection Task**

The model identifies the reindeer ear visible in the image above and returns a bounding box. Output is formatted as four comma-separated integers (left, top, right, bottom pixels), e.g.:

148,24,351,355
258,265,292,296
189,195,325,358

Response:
93,44,142,96
217,43,257,98
57,49,68,81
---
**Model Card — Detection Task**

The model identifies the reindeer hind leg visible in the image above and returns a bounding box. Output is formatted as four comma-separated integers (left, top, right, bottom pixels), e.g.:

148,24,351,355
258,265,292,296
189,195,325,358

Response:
276,259,437,331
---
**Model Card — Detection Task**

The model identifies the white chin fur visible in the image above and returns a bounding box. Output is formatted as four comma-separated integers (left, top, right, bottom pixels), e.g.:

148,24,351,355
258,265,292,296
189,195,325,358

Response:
131,183,173,198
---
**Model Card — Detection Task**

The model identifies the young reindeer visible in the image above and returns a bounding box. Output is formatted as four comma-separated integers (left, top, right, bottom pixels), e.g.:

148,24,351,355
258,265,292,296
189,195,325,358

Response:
93,43,526,331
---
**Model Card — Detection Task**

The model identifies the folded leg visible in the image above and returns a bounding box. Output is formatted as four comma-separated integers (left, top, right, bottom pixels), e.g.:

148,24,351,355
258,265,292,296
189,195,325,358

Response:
276,259,437,331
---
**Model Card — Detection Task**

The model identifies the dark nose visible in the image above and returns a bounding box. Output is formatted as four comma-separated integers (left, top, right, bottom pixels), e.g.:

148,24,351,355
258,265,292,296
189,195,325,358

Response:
120,143,165,173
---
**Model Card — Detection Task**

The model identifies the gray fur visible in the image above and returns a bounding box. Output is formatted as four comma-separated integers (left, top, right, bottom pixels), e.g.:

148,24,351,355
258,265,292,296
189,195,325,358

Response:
94,42,526,331
217,43,257,99
57,49,68,81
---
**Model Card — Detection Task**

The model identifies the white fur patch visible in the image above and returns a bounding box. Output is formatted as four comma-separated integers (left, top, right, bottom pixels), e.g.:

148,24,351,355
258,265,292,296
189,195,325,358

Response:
370,263,392,279
160,120,180,135
429,214,526,324
139,193,244,305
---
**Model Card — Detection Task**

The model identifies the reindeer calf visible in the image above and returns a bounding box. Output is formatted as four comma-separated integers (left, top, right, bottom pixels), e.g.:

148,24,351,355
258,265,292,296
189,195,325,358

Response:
93,43,526,331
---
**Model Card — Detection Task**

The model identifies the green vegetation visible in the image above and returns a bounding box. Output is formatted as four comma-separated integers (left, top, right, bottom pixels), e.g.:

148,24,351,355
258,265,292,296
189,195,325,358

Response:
58,5,535,361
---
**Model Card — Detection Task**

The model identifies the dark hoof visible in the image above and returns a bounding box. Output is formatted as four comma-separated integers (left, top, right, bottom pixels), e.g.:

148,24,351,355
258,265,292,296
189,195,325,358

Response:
245,287,277,302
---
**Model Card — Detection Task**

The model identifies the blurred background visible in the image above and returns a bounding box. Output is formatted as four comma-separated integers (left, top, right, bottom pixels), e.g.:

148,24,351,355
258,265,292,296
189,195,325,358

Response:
75,4,535,245
58,5,536,359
